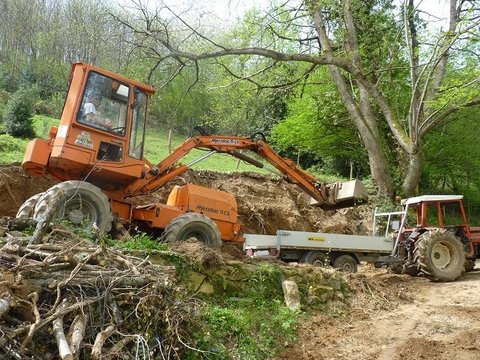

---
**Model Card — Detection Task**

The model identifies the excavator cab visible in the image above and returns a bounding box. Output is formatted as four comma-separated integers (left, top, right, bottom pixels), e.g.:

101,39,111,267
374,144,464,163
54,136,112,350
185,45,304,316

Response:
23,63,155,194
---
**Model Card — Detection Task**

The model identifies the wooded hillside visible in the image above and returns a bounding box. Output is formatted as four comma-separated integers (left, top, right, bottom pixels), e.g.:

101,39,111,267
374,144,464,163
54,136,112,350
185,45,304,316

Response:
0,0,479,207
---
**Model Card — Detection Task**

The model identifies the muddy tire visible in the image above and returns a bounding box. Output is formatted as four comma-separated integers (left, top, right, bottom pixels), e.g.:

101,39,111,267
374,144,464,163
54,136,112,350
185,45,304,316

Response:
413,229,465,282
162,213,222,248
33,181,113,233
301,251,327,266
333,254,358,273
16,193,44,218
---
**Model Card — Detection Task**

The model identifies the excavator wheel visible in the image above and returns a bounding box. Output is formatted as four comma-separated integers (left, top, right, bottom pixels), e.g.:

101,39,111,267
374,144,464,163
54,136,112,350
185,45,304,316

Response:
332,254,358,273
162,213,222,248
33,181,113,233
16,193,44,218
413,229,465,282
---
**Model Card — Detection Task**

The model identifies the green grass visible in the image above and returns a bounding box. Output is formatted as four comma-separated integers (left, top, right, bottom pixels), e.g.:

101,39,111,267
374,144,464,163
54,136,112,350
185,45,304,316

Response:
143,128,271,173
0,115,273,174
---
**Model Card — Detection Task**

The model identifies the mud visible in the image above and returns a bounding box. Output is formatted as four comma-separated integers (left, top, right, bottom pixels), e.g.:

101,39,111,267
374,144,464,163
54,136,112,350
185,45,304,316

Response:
275,267,480,360
5,165,371,235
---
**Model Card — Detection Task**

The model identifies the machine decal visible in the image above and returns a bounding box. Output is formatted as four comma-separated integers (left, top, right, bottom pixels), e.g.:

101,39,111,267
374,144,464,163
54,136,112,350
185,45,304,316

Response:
308,236,326,241
74,131,93,149
57,125,68,138
196,204,230,216
210,138,241,145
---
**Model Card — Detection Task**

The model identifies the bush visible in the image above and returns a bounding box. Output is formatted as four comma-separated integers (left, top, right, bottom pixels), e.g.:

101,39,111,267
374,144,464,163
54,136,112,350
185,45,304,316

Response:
2,88,35,138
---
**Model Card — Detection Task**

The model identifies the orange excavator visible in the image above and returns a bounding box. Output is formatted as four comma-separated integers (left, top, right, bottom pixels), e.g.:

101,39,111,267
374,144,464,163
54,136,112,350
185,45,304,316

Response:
19,63,368,247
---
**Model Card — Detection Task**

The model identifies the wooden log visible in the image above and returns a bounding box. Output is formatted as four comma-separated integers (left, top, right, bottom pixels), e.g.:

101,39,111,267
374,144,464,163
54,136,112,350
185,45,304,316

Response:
52,299,73,360
0,298,10,318
67,314,87,358
91,325,115,360
31,189,65,244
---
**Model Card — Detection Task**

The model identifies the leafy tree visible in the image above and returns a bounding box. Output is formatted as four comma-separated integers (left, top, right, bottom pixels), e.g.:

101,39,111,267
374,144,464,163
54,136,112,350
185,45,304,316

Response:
115,0,480,198
2,88,35,138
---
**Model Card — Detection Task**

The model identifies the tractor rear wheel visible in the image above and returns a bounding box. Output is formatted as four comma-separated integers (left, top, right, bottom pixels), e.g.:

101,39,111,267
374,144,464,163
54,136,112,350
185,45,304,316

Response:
16,193,44,218
332,254,358,273
33,181,113,233
162,213,222,248
413,229,465,281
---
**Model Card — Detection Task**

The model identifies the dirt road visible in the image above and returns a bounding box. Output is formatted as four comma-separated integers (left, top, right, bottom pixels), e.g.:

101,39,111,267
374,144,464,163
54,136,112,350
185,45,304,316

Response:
277,268,480,360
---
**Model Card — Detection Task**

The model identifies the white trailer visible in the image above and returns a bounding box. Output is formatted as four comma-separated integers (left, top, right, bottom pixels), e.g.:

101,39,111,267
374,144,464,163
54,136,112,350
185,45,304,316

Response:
244,230,394,273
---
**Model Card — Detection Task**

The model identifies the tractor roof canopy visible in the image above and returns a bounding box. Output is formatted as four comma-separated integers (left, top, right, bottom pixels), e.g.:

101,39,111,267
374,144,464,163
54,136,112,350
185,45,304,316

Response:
402,195,463,206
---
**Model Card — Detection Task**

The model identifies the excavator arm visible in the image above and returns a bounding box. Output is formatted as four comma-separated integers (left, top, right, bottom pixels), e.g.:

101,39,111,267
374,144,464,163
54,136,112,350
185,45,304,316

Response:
125,135,368,210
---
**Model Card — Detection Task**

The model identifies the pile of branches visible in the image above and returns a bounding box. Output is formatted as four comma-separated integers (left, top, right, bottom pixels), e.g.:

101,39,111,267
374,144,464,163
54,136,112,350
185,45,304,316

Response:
0,222,196,360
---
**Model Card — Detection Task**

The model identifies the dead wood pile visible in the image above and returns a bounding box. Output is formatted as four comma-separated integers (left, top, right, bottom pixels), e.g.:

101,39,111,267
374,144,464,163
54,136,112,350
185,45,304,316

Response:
0,222,193,360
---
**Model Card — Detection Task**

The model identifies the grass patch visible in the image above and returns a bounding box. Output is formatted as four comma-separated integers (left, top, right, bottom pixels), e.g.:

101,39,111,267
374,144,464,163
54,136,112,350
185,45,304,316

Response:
191,300,299,359
0,115,271,174
186,264,301,359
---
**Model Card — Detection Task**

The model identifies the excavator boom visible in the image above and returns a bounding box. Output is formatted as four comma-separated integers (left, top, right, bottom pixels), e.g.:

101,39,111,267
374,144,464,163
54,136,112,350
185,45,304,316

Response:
125,135,368,210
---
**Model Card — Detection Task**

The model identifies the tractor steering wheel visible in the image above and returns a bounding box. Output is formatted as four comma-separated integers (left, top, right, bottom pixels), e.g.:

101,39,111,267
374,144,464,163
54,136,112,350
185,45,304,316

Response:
110,126,126,135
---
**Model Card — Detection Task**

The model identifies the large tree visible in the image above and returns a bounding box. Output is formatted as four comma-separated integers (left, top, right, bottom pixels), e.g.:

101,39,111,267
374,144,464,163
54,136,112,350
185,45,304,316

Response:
116,0,480,196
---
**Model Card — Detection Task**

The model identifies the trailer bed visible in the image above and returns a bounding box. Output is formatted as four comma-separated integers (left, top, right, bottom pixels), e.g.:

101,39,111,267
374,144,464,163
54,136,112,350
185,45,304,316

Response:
244,230,393,254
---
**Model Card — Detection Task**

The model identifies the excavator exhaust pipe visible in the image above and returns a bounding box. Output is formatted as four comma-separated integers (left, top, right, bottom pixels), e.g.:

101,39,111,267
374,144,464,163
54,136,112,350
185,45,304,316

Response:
311,179,368,210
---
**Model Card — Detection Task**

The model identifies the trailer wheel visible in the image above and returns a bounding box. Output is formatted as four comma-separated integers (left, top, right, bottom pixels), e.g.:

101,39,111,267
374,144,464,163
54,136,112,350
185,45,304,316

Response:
162,213,222,248
413,229,465,281
301,251,327,266
33,181,113,233
16,193,44,218
333,254,358,273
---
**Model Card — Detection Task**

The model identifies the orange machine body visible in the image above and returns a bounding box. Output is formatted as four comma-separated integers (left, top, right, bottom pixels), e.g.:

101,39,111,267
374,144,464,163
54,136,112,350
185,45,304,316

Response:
22,63,365,245
22,62,244,243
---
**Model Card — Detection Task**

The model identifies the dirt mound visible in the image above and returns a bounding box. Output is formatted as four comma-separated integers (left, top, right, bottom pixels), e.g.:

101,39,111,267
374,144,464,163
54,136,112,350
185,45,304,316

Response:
2,166,371,235
0,165,57,217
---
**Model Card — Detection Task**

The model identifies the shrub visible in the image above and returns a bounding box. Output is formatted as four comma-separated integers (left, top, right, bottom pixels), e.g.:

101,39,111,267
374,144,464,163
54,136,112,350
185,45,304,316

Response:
2,88,35,138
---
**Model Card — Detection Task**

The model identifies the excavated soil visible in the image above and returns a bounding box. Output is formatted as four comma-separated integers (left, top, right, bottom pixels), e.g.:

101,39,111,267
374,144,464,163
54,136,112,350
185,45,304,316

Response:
275,268,480,360
1,165,371,235
2,165,480,359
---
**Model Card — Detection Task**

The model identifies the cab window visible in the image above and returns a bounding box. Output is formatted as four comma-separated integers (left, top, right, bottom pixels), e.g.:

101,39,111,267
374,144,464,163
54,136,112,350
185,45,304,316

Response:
77,71,129,136
129,89,147,160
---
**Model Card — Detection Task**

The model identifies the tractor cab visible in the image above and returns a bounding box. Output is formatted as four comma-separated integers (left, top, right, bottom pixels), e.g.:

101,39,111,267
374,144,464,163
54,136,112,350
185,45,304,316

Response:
398,195,471,242
23,63,155,197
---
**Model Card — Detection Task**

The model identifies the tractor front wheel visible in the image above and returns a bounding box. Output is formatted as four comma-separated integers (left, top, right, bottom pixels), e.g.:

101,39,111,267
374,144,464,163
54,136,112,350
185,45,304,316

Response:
162,213,222,248
414,229,465,281
33,181,113,233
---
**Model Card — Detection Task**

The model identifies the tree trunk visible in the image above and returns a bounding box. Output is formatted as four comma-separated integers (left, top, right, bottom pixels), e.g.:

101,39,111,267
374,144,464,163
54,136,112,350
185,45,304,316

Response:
360,127,394,197
402,149,423,197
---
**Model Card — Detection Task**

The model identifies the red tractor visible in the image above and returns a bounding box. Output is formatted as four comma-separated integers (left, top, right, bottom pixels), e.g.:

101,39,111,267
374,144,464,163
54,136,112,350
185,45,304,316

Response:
377,195,480,281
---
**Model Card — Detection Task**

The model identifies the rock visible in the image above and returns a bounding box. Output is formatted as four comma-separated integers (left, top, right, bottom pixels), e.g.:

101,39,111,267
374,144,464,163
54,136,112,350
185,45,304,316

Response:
307,285,335,305
282,279,301,310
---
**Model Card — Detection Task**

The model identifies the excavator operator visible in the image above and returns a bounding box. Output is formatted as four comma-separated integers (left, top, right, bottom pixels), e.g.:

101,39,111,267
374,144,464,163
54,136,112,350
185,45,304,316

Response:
83,93,113,131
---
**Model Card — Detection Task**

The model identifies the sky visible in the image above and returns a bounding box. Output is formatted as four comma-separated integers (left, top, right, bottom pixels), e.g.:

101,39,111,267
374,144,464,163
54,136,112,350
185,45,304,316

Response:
161,0,450,22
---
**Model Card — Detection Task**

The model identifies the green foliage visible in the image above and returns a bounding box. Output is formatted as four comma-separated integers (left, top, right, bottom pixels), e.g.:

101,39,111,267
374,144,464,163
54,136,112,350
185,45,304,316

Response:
270,68,369,177
109,232,168,252
191,301,299,359
187,264,300,359
2,88,35,138
0,134,30,163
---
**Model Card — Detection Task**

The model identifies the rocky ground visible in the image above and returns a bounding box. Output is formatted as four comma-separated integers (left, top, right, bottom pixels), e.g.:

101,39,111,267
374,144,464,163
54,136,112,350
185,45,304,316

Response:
1,165,480,359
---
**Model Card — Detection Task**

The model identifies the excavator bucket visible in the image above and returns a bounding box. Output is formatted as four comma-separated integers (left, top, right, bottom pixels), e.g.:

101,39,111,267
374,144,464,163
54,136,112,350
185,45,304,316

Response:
311,179,368,210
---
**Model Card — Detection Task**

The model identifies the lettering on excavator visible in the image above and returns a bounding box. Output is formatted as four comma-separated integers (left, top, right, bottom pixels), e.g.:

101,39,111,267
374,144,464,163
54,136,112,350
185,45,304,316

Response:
196,204,230,216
